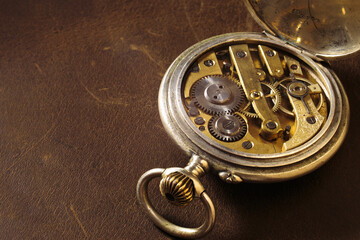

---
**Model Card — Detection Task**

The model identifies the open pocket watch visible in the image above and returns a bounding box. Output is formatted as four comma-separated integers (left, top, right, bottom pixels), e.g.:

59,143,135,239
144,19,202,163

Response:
137,0,359,238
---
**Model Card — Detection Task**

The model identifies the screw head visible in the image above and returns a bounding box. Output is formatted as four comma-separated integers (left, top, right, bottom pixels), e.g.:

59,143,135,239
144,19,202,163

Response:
266,50,275,57
290,64,298,70
242,141,253,149
306,116,316,124
250,91,262,100
194,117,205,125
189,107,199,117
236,51,247,58
266,121,277,130
222,119,235,130
204,60,214,67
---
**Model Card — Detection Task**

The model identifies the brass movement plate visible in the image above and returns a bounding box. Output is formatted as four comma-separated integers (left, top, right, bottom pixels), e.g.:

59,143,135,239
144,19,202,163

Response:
182,43,328,155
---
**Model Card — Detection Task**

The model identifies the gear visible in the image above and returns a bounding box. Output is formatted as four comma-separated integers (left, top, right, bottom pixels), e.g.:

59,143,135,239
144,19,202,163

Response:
191,75,244,115
239,82,281,118
208,114,247,142
239,103,259,118
273,77,324,117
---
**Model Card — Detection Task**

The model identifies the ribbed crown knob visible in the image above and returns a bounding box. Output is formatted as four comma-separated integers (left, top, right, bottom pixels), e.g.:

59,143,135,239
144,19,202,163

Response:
159,172,194,206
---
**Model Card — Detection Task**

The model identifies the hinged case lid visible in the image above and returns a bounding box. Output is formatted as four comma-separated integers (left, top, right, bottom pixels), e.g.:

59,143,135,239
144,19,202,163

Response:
244,0,360,59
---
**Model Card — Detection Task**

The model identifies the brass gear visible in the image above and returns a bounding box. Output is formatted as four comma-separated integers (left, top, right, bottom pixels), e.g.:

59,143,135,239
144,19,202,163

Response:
239,82,281,118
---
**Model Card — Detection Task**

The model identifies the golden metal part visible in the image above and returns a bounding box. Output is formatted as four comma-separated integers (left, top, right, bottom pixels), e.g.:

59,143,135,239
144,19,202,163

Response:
229,44,282,140
308,84,322,94
258,45,284,78
183,44,329,155
284,56,303,75
239,82,282,118
218,171,243,183
159,172,194,206
187,102,278,153
283,93,325,151
184,52,222,98
274,76,326,117
256,69,266,81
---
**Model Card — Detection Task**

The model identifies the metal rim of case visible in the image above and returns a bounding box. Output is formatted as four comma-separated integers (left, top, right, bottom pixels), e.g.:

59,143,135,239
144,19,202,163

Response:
242,0,360,59
158,33,348,181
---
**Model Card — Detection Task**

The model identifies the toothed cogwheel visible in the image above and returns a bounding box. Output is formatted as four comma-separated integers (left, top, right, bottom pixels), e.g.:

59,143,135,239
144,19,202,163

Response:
239,82,281,118
208,114,247,142
191,75,244,115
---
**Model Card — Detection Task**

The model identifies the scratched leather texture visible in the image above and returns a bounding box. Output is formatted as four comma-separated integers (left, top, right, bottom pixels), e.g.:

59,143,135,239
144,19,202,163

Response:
0,0,359,239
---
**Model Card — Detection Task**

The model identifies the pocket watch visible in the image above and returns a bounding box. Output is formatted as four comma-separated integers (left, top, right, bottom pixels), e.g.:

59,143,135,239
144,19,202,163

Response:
136,0,359,238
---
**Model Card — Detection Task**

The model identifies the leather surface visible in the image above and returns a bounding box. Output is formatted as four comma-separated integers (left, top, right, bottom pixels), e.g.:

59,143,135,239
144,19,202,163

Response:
0,0,359,239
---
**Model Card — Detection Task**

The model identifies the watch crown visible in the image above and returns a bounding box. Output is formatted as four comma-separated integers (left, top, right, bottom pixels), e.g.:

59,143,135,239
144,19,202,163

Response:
159,172,194,206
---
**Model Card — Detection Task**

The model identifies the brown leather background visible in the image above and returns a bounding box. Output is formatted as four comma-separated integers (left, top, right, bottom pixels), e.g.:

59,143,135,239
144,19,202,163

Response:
1,0,359,239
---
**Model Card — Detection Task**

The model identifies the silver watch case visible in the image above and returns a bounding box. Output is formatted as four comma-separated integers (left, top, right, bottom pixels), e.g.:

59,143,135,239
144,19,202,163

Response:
158,32,349,183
